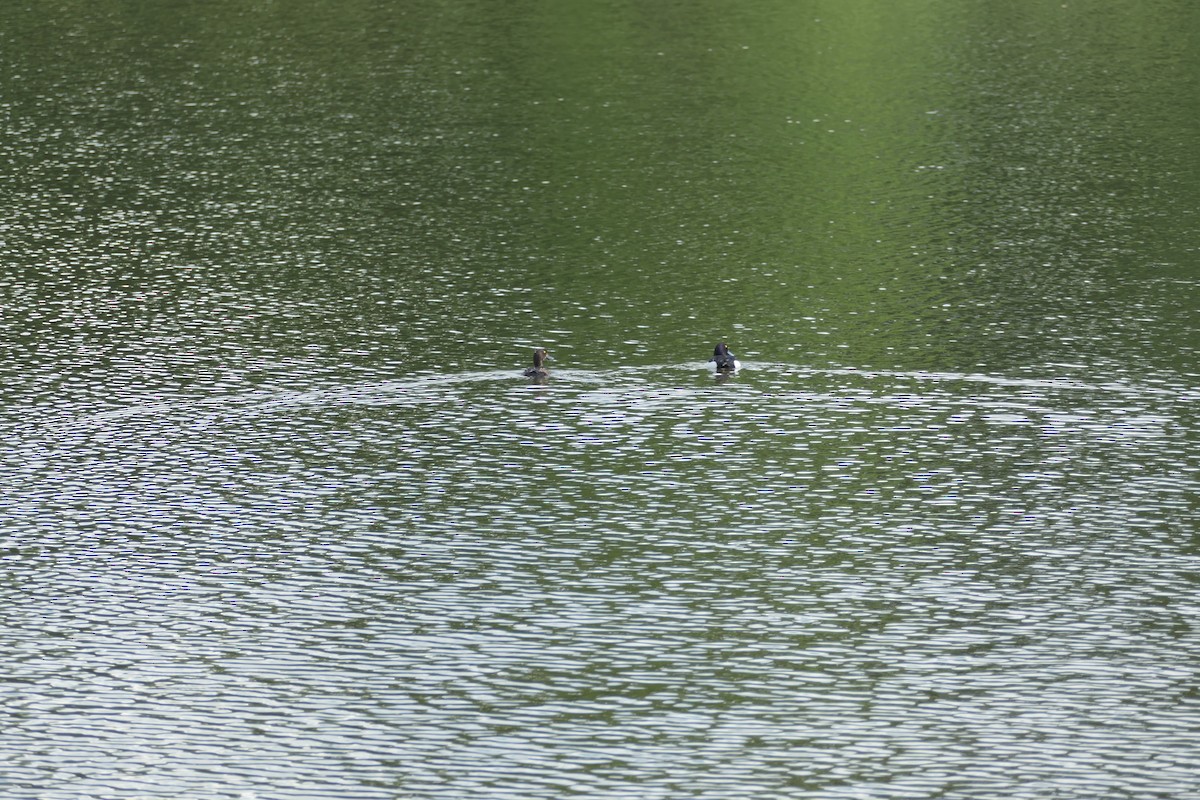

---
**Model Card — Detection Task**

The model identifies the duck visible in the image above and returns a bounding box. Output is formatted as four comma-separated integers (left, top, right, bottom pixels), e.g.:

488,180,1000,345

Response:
709,341,740,372
523,347,550,377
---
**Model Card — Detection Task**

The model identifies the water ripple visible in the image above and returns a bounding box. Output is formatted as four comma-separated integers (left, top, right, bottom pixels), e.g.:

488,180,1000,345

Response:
3,360,1197,798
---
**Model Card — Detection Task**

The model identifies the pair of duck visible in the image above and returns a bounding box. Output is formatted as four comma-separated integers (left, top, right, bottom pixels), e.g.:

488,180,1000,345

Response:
523,342,740,377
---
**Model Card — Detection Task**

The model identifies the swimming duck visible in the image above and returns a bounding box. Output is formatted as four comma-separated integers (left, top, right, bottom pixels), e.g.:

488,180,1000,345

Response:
523,347,550,377
709,341,740,372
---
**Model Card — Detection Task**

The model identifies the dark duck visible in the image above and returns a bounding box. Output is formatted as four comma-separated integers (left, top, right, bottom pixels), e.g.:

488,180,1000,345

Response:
523,347,550,377
709,341,740,372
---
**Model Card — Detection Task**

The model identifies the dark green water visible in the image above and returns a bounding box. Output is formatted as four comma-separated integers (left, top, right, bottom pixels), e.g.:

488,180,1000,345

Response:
3,2,1198,798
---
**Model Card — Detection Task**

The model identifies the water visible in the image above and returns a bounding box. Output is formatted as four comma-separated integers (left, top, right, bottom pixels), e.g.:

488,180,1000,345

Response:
2,1,1199,798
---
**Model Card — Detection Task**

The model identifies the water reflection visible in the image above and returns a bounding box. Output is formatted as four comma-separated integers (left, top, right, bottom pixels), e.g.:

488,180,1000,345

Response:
2,0,1199,797
5,360,1197,798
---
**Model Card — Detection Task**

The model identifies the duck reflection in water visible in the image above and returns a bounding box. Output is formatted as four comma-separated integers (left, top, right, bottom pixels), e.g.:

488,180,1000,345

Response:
708,341,740,374
523,347,551,380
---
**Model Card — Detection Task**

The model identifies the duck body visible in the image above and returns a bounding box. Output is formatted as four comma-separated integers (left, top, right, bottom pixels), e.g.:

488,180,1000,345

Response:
523,347,550,377
709,342,740,372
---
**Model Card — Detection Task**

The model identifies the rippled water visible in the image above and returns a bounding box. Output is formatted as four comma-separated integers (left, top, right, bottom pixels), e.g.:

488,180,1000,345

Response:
6,361,1198,798
3,0,1200,798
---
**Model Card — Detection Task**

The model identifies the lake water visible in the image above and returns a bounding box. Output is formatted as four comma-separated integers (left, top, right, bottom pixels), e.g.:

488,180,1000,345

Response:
2,1,1199,798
